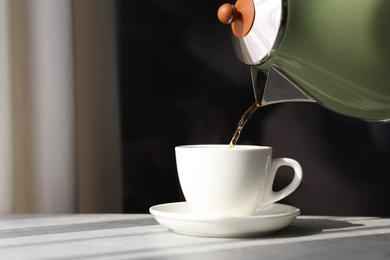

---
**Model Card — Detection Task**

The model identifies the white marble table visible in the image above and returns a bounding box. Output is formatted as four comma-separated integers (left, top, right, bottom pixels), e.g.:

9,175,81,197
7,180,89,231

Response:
1,214,389,259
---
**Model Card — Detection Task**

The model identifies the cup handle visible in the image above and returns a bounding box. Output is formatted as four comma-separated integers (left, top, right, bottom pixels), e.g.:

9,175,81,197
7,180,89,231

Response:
259,158,302,207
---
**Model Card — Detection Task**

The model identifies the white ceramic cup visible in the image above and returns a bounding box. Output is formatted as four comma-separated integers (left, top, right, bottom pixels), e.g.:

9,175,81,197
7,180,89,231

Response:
175,145,302,217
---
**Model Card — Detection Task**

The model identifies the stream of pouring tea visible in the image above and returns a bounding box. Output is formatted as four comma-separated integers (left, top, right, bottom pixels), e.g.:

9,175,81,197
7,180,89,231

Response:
229,101,261,148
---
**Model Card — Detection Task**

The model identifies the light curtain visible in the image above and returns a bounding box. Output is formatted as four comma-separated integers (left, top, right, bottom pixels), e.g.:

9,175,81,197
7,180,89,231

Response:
0,0,122,213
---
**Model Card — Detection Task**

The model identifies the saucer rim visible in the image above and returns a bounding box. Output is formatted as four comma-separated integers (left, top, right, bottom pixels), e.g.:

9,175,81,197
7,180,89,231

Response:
149,201,300,221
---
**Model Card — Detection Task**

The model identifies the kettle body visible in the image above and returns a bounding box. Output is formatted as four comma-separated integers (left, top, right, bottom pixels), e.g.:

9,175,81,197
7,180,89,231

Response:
220,0,390,122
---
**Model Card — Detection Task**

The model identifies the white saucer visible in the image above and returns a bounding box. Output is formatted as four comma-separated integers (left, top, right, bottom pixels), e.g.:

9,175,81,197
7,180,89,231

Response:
149,202,300,238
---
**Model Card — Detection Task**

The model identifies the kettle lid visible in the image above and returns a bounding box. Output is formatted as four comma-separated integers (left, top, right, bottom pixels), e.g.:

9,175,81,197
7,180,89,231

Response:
218,0,286,65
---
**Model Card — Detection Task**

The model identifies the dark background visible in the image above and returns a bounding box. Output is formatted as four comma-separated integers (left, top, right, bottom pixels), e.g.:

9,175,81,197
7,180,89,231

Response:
118,0,390,216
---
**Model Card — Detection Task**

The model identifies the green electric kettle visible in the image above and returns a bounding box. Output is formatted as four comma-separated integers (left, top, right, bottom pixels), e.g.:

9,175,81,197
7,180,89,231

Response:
218,0,390,122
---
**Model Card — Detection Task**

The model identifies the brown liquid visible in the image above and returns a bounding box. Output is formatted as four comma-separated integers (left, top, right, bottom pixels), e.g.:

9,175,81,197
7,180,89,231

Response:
229,101,261,148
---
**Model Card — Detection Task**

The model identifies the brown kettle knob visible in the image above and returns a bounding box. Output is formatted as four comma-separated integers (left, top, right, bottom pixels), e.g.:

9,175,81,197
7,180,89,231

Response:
217,3,238,24
217,0,255,38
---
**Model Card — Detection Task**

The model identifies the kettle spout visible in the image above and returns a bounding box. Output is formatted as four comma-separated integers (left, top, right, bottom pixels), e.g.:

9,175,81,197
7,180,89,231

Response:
251,65,318,106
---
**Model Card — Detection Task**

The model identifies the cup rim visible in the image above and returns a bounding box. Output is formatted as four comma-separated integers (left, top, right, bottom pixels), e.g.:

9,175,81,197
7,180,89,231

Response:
175,144,272,150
